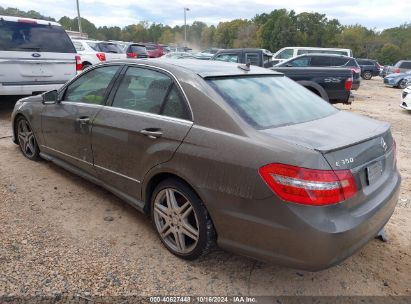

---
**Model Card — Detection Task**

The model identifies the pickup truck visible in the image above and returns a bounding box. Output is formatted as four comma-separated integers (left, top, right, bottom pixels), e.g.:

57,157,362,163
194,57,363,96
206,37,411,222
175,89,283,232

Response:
211,48,354,104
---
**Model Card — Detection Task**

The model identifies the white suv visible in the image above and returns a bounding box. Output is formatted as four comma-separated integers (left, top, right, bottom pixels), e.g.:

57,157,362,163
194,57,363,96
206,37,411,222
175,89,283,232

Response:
72,39,126,69
0,15,81,95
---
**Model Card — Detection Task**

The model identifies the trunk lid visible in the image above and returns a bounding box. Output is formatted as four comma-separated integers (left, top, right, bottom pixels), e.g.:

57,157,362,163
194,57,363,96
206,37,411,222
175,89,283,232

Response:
260,111,394,170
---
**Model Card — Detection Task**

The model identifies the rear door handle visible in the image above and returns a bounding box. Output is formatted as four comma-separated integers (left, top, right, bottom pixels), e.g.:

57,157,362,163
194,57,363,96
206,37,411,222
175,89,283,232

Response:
76,116,90,125
140,128,163,139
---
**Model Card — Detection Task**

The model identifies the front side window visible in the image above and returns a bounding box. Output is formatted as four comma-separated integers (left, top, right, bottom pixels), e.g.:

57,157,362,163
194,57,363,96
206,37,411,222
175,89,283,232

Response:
207,75,337,129
0,21,75,53
214,53,239,63
111,67,189,119
401,62,411,69
276,48,293,59
63,66,120,104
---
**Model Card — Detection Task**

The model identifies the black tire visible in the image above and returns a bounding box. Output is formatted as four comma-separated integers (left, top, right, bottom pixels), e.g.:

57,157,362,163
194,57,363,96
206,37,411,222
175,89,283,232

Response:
15,116,41,161
398,79,408,89
82,62,92,70
362,71,372,80
150,178,215,260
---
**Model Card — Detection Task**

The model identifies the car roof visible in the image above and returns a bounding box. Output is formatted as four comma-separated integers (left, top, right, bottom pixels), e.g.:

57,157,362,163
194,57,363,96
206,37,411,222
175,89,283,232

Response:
300,53,353,59
218,48,272,54
106,59,281,78
0,15,61,26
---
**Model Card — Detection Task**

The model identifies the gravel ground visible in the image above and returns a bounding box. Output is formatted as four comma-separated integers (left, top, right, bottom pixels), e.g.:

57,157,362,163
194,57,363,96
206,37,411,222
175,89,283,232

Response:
0,79,410,298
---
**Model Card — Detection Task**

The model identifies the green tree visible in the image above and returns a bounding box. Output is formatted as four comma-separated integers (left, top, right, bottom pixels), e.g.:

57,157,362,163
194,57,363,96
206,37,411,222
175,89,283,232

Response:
377,43,403,65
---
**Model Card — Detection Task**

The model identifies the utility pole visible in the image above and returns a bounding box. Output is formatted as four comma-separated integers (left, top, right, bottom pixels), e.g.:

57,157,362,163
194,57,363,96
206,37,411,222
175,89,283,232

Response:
76,0,83,36
184,7,190,47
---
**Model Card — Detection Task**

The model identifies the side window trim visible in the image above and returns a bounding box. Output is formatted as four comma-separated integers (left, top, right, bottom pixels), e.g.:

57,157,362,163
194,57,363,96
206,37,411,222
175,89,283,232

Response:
107,64,193,121
58,64,124,105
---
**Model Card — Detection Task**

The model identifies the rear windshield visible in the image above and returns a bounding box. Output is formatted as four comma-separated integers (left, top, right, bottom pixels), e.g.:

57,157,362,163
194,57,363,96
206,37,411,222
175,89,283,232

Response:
0,20,75,53
129,45,147,53
97,43,122,53
207,76,337,129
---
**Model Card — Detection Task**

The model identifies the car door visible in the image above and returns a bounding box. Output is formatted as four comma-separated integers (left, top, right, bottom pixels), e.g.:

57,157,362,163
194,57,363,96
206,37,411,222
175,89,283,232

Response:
41,65,122,174
91,65,193,201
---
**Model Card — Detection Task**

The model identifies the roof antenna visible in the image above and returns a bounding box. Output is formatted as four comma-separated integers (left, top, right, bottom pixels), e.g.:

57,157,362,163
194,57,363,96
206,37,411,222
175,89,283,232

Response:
238,61,251,71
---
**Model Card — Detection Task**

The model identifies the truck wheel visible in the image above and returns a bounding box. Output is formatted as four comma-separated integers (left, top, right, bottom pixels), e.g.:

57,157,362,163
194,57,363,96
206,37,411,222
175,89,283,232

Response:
362,71,372,80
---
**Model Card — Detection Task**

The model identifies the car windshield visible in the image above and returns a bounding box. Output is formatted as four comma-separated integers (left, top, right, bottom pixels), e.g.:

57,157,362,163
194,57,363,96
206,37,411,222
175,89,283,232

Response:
207,75,338,129
0,21,75,53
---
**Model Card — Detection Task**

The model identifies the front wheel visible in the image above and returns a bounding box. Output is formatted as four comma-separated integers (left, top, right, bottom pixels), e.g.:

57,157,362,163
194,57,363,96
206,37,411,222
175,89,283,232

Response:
398,79,408,89
16,117,40,161
151,178,215,260
362,71,372,80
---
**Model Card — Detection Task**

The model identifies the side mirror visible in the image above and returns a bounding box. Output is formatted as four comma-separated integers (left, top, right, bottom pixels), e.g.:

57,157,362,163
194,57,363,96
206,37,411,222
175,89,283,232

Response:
42,90,58,104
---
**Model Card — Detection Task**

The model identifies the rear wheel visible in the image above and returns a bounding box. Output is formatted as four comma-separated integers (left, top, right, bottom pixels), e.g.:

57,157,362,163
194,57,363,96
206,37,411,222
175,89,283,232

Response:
398,79,408,89
151,178,215,260
16,117,40,161
362,71,372,80
82,62,92,70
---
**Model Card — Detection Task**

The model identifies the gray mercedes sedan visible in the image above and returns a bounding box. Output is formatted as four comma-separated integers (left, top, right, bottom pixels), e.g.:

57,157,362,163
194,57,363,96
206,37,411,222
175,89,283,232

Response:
11,59,401,270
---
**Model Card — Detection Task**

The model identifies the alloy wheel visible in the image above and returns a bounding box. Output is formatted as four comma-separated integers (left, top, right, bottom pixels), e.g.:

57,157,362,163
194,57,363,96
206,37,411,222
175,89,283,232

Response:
153,188,199,254
17,119,37,158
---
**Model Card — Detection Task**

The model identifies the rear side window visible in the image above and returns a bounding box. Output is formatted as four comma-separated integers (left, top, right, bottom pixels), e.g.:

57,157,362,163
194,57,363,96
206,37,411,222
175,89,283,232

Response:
73,41,84,51
286,57,310,67
207,76,337,129
310,56,333,66
400,62,411,69
111,67,189,119
332,57,350,66
345,59,360,68
245,53,260,66
0,20,75,53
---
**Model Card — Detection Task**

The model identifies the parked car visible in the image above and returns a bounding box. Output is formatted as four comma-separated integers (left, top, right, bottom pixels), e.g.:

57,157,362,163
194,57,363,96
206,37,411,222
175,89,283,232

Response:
276,54,361,90
0,15,80,96
212,48,274,68
383,71,411,89
144,43,166,58
11,59,400,271
71,39,126,69
356,58,381,80
272,47,353,65
123,43,148,59
384,60,411,75
160,52,196,59
400,85,411,111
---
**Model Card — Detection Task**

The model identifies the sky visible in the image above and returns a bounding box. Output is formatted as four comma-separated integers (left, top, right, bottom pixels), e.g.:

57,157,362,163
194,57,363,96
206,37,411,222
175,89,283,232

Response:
0,0,410,30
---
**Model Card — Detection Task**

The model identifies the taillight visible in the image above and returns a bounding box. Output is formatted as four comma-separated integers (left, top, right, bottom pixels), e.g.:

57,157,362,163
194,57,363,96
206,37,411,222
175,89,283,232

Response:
259,163,357,206
394,68,401,73
376,63,381,70
96,53,106,61
75,55,82,71
345,77,353,91
127,52,137,58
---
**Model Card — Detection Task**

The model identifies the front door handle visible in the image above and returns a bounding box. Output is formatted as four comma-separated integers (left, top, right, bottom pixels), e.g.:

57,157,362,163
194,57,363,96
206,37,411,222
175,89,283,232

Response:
76,116,90,125
140,128,163,139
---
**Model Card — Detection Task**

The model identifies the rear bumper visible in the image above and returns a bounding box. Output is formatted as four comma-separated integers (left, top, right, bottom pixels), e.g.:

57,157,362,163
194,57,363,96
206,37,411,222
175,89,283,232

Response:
214,171,401,271
0,83,65,95
400,100,411,110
